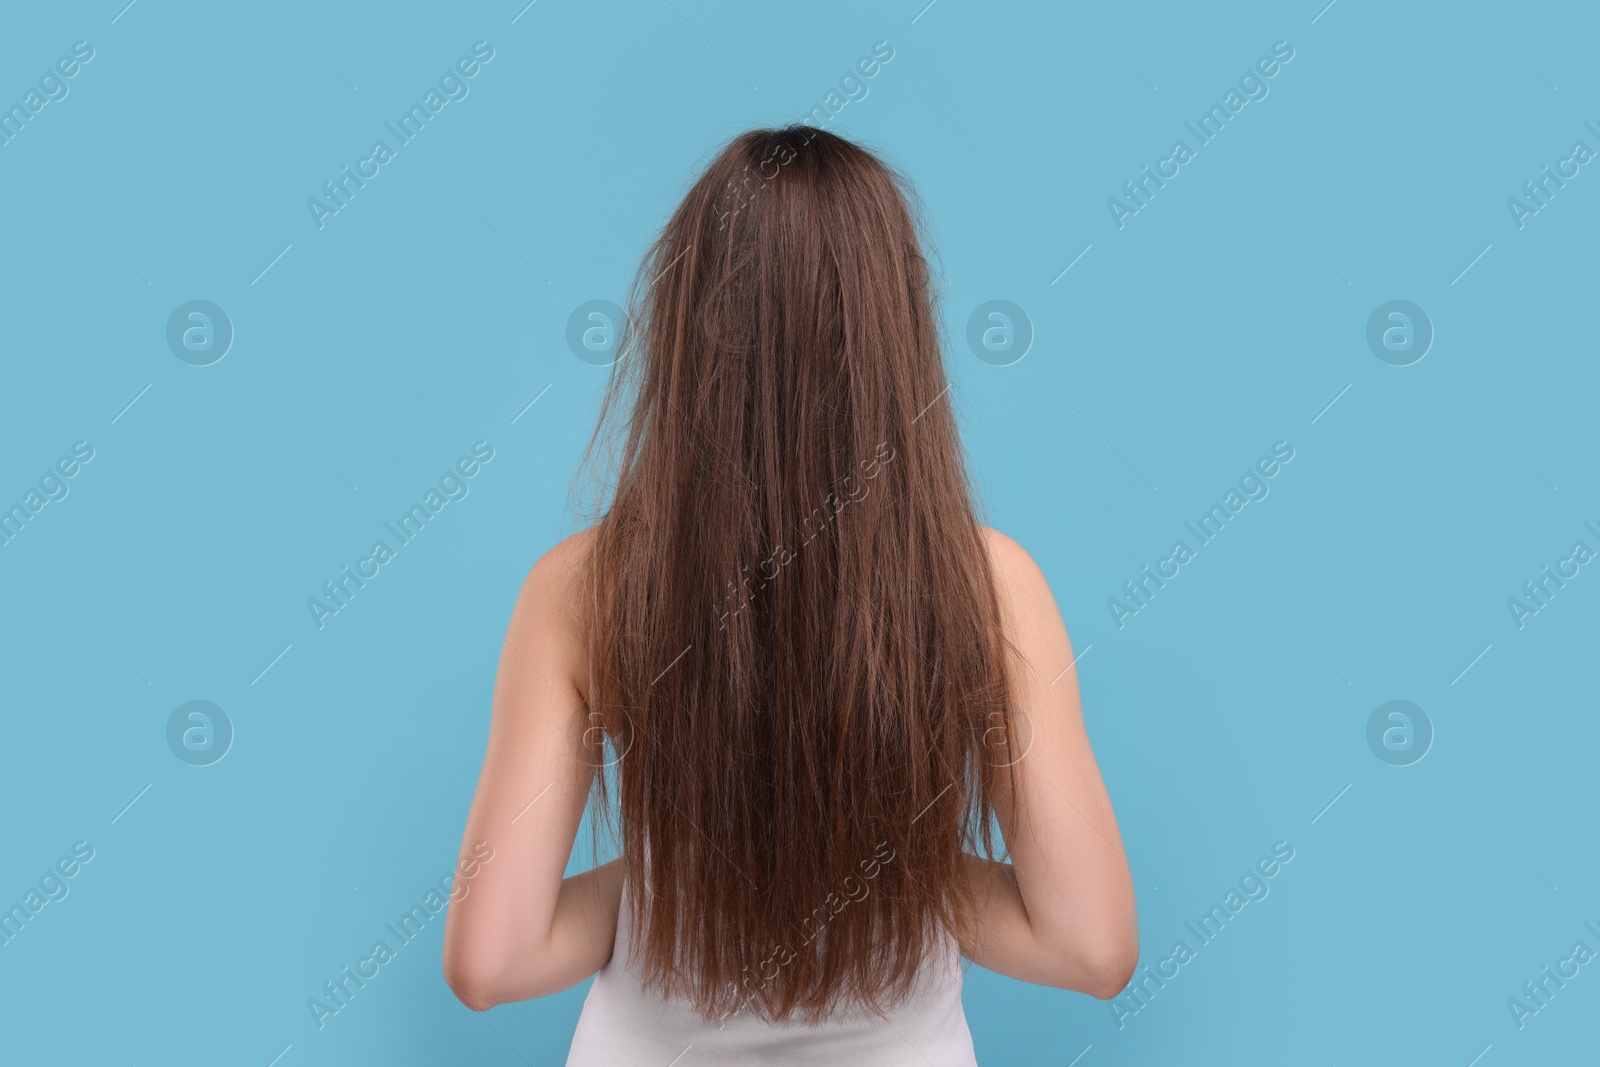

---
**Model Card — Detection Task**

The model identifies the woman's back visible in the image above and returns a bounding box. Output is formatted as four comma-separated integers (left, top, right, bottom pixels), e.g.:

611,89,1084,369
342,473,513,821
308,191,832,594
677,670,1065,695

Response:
441,127,1139,1058
565,875,977,1067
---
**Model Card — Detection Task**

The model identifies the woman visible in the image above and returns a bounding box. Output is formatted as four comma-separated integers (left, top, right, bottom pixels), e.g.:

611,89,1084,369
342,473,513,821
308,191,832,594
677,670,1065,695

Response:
441,126,1139,1065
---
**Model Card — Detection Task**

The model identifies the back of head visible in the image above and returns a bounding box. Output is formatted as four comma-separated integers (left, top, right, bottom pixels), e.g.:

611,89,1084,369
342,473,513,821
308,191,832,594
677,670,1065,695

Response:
578,125,1017,1024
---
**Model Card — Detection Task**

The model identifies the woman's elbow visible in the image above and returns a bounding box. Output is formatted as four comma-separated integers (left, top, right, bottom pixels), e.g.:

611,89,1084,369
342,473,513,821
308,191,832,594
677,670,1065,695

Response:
443,971,497,1012
442,950,506,1012
444,950,572,1007
1081,934,1140,1000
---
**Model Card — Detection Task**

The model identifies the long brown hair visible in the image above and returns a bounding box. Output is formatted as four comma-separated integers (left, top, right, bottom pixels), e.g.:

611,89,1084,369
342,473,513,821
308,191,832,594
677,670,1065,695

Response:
576,125,1018,1024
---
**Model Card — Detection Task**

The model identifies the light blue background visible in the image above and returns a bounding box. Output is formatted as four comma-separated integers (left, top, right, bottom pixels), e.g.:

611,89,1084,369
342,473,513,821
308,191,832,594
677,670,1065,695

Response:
2,1,1595,1064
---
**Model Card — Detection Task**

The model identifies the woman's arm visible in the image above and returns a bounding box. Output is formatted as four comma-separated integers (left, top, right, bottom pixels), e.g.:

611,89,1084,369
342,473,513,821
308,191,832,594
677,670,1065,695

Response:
441,529,622,1009
957,528,1140,1000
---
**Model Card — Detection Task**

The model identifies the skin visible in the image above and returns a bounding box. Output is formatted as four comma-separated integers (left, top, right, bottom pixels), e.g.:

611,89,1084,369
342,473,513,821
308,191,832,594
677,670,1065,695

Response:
441,525,1139,1009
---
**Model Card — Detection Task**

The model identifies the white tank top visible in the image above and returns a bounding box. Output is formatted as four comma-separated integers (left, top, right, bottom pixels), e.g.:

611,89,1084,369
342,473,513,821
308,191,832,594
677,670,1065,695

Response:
565,877,979,1066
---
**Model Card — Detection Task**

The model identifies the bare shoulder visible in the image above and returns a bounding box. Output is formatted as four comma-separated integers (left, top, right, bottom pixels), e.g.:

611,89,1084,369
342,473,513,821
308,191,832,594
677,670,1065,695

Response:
978,525,1032,571
506,526,599,696
512,526,597,614
977,525,1051,605
529,525,599,583
977,525,1072,673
